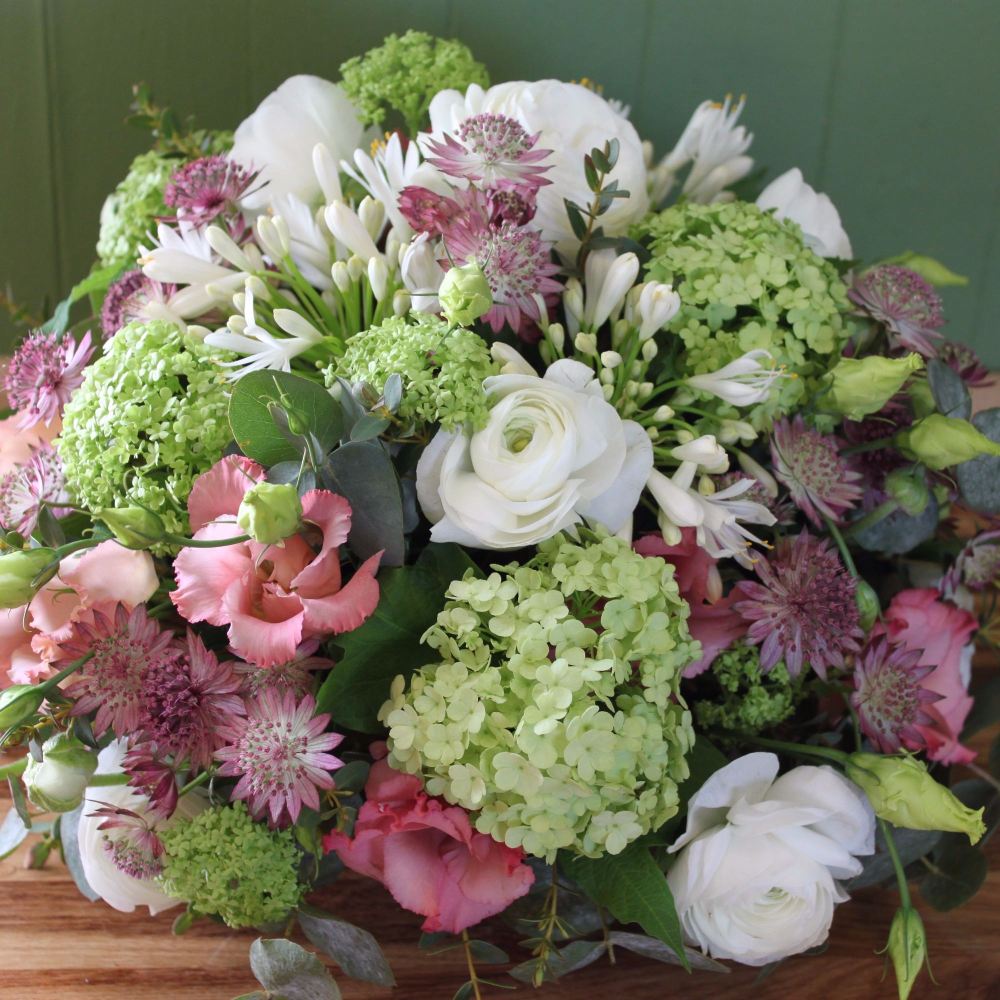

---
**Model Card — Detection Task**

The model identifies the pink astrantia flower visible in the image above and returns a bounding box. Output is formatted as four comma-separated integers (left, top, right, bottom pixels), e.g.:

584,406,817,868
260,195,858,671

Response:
60,603,177,737
771,415,862,528
0,444,72,537
235,638,330,700
875,588,979,764
936,339,993,388
734,532,863,678
215,689,342,826
164,155,257,230
324,755,534,934
122,743,180,820
171,456,381,667
100,270,180,339
848,265,944,356
5,330,95,428
89,803,165,880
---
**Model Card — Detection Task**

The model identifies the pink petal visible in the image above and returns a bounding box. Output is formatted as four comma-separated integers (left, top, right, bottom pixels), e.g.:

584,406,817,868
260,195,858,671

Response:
171,525,254,626
60,541,158,610
683,596,748,678
381,829,450,928
300,551,382,636
294,490,352,595
222,578,305,667
0,415,59,475
187,455,265,531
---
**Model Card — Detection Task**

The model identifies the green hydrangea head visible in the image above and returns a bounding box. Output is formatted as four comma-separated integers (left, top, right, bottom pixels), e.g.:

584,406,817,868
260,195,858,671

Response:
57,321,232,549
693,643,800,735
381,530,699,861
638,200,850,426
158,803,302,928
340,30,489,134
96,150,174,271
329,313,498,431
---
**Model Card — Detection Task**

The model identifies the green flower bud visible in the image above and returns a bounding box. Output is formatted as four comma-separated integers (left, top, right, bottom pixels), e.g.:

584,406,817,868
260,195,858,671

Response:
884,468,930,517
236,482,303,544
0,548,58,609
96,507,168,550
822,353,924,421
897,414,1000,470
855,580,881,631
846,752,986,844
23,732,98,812
0,684,45,731
439,261,492,327
885,906,927,1000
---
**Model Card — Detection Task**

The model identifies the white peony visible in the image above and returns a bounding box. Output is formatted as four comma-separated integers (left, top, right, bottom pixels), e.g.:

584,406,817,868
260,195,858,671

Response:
757,167,853,259
416,358,652,549
667,752,875,967
230,75,366,211
425,81,649,257
77,741,206,916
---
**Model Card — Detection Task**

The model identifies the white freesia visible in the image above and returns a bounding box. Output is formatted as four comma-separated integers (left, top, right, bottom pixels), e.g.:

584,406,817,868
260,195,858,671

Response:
230,75,365,211
416,358,652,548
626,281,681,340
400,233,444,312
490,342,538,376
671,435,729,473
658,96,754,204
757,167,853,259
77,741,206,916
426,81,649,256
667,753,874,967
577,250,640,333
687,350,786,407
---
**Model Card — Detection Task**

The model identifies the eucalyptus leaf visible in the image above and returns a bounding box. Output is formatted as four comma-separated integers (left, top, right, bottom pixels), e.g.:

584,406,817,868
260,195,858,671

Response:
853,495,939,555
847,825,941,890
608,931,729,973
919,836,988,911
382,373,403,413
267,461,316,496
329,759,370,794
248,938,341,1000
8,776,30,826
927,358,971,420
61,804,99,901
0,807,28,860
508,939,606,983
466,940,509,965
298,910,395,987
349,413,391,443
453,983,475,1000
956,408,1000,514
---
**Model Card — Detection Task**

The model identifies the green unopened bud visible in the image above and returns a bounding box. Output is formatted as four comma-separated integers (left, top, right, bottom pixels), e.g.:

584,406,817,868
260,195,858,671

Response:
0,547,57,609
438,261,492,326
96,507,167,550
846,752,986,844
23,732,98,812
897,414,1000,470
822,353,923,421
884,468,930,517
855,579,881,631
236,482,303,544
886,906,927,1000
0,684,45,730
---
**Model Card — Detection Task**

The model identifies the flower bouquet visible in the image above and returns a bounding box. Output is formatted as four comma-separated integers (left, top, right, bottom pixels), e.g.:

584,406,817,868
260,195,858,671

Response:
2,30,999,1000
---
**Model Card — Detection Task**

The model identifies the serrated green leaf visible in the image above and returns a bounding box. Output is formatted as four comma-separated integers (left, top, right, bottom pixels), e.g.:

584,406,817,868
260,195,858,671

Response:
249,938,341,1000
298,910,395,987
316,543,478,731
0,808,28,860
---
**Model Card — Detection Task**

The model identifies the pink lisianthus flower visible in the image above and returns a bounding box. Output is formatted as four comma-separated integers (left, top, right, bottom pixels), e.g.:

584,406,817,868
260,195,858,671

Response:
324,755,534,934
875,588,979,764
171,456,381,667
635,529,748,677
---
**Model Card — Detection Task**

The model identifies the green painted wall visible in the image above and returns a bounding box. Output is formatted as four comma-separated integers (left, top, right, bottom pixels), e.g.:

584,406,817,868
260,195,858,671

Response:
1,0,998,359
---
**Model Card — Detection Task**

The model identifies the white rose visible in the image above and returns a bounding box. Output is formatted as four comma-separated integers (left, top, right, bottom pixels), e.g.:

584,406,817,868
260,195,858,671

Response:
757,167,853,259
426,81,649,257
667,752,874,967
416,358,652,549
231,75,365,211
77,741,206,916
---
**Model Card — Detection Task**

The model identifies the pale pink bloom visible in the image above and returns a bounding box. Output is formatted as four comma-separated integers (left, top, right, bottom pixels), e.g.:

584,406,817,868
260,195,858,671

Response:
5,330,95,428
324,755,534,934
0,444,72,537
171,456,381,667
0,414,60,476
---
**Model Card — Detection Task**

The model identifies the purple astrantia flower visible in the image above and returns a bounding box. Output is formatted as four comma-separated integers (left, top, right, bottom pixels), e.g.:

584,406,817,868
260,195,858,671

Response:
122,743,179,820
62,604,176,738
734,531,864,678
848,264,944,356
164,154,256,229
90,802,165,879
235,639,330,700
937,339,993,388
851,637,941,753
100,270,179,339
942,529,1000,596
4,330,94,428
770,415,863,527
138,630,245,769
424,113,553,191
0,444,72,537
215,689,343,826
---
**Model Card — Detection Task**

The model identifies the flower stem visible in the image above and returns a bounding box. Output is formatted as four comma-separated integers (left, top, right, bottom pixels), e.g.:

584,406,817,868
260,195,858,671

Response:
461,929,483,1000
745,735,848,765
822,514,858,577
178,769,213,797
88,773,129,787
881,818,912,909
0,757,27,780
844,500,899,540
164,532,250,549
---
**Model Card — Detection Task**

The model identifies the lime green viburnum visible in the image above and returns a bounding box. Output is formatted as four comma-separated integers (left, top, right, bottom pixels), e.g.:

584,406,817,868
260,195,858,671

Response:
638,200,850,425
328,313,498,431
57,321,232,549
380,531,699,861
158,803,302,928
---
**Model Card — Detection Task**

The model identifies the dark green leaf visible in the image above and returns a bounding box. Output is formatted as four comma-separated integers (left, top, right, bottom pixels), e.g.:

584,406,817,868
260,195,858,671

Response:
229,371,343,467
418,931,455,951
8,777,30,826
919,836,988,910
0,808,28,860
590,146,611,175
349,413,391,443
847,825,941,890
40,297,71,335
298,910,395,987
568,845,689,970
957,408,1000,514
927,358,971,420
61,805,99,901
564,199,589,242
608,931,728,973
248,938,341,1000
466,940,509,964
452,983,475,1000
319,440,404,565
172,908,196,935
584,155,600,192
330,759,370,794
317,544,478,731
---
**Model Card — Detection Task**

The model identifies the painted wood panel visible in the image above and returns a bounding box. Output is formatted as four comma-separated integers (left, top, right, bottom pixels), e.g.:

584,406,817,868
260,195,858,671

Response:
1,0,997,363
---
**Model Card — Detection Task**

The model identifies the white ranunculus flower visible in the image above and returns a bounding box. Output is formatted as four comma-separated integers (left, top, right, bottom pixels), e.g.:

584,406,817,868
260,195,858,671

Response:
667,752,875,967
757,167,853,259
77,741,206,916
425,81,649,257
230,75,365,211
416,358,652,549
